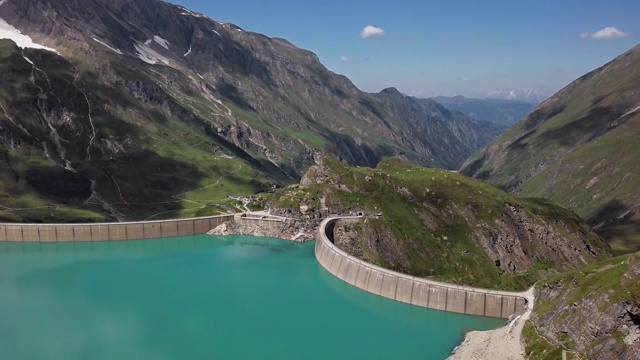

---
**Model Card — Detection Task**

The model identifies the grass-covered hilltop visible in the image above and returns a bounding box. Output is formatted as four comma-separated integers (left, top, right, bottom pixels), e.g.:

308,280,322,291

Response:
253,157,612,291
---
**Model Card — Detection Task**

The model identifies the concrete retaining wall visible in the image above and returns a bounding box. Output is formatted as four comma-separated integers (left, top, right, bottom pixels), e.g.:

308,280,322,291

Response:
0,215,234,242
233,213,288,229
315,217,528,319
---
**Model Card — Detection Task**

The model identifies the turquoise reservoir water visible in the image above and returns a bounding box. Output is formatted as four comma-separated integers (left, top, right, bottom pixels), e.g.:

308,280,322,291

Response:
0,235,503,359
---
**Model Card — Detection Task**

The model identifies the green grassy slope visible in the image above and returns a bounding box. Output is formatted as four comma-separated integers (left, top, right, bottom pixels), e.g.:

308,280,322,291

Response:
461,44,640,254
0,40,280,222
257,157,611,290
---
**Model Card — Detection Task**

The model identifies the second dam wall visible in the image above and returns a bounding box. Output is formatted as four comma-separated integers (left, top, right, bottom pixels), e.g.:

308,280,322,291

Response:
315,217,528,319
0,215,234,242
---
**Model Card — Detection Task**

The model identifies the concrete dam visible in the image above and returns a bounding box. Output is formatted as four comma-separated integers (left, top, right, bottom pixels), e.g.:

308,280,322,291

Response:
0,213,291,242
315,217,529,319
0,215,234,242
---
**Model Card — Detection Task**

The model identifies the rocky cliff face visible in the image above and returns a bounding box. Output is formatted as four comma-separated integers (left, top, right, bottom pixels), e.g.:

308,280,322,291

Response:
526,253,640,359
0,0,500,222
333,200,605,281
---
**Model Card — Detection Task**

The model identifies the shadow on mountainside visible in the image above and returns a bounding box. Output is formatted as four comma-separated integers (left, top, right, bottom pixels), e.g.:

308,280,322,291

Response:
217,82,255,112
521,105,567,132
537,106,628,147
320,129,396,168
588,200,640,255
84,150,207,220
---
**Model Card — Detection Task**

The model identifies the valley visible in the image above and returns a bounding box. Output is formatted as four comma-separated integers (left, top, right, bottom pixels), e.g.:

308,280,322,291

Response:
0,0,501,224
1,0,639,359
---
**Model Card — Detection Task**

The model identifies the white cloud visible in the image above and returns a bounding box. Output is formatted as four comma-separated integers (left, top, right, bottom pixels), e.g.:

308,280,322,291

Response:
340,55,350,62
462,77,470,81
360,25,384,39
580,27,630,40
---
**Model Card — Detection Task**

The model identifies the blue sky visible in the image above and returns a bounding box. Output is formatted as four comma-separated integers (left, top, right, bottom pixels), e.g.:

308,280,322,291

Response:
173,0,639,98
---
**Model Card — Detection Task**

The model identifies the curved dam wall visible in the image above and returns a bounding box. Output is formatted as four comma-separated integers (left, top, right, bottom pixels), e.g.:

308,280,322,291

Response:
0,215,234,242
315,217,528,319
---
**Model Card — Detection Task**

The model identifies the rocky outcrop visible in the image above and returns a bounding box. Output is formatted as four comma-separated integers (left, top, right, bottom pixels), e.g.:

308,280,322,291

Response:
207,218,321,242
334,221,411,272
473,202,601,274
529,253,640,359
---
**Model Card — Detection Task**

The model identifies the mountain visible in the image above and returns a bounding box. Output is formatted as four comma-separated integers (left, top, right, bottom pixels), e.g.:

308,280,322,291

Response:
0,0,499,222
371,89,505,168
430,95,535,127
257,157,611,291
486,87,553,103
461,44,640,254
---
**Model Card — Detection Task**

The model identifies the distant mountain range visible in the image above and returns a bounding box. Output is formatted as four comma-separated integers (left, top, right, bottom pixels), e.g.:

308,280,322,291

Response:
0,0,501,222
430,95,535,126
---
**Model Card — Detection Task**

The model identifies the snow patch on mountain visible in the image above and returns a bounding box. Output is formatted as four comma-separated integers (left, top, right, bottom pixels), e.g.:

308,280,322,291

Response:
153,35,170,50
134,41,169,65
178,6,204,18
0,1,7,7
183,46,191,57
619,104,640,119
0,17,58,53
93,37,122,54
